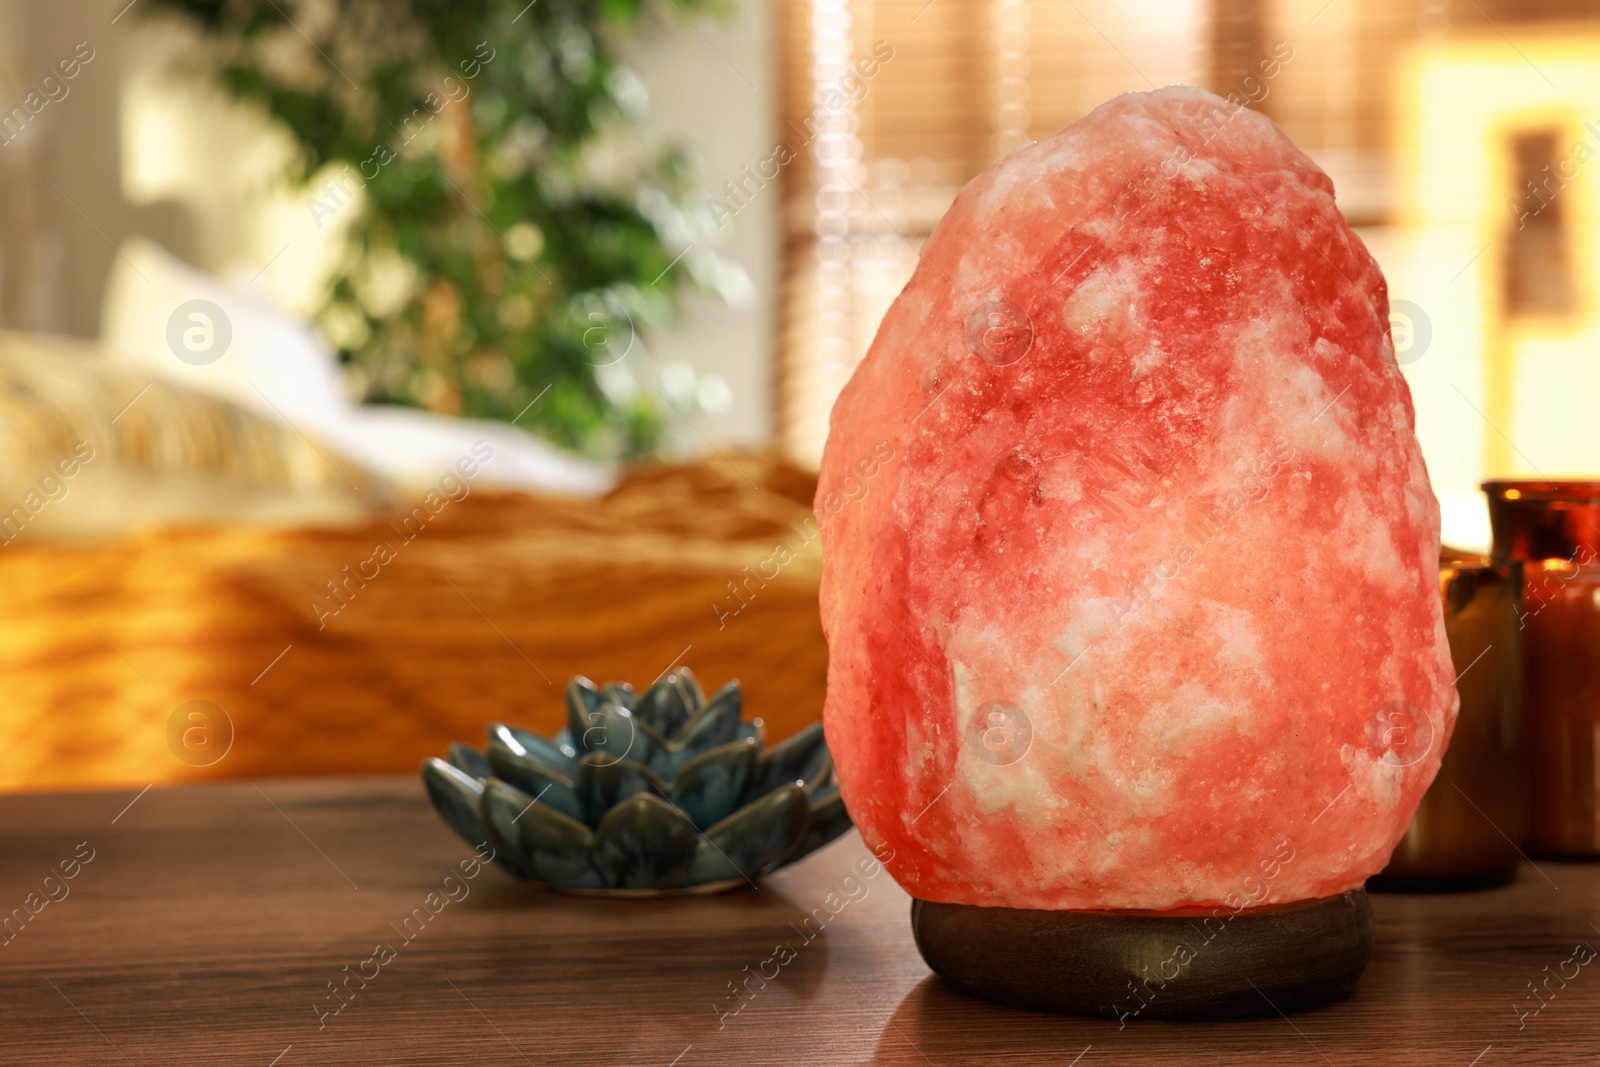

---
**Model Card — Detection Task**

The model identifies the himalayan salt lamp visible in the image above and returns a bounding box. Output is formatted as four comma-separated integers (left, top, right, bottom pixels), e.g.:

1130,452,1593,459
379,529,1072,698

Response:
816,85,1456,1019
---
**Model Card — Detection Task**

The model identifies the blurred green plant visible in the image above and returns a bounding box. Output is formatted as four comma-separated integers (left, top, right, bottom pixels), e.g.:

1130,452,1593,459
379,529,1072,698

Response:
144,0,725,458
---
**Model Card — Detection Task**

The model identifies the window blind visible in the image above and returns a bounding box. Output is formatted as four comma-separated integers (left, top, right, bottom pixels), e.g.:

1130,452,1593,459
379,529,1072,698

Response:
775,0,1501,463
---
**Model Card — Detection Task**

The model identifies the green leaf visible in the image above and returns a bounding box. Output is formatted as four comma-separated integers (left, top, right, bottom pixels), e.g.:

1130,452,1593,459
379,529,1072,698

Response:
140,0,726,460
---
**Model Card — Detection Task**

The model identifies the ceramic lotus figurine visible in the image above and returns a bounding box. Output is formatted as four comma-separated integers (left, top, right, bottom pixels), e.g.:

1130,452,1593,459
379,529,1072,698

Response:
423,669,850,894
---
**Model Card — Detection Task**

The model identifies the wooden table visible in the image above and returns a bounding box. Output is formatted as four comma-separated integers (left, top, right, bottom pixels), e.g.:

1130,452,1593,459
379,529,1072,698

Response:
2,778,1596,1065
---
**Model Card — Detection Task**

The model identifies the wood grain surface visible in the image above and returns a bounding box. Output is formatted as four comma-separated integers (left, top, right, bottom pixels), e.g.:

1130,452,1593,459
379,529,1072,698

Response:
1,777,1596,1066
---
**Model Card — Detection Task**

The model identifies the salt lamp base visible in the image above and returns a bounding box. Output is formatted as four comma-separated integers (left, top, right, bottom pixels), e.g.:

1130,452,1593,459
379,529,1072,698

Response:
911,890,1373,1020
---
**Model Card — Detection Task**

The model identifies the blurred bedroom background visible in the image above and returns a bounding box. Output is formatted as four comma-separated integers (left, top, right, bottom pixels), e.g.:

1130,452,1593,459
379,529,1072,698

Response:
1,0,1596,791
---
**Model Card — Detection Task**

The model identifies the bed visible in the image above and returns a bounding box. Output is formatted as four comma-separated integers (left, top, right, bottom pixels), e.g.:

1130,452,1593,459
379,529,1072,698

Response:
0,333,826,791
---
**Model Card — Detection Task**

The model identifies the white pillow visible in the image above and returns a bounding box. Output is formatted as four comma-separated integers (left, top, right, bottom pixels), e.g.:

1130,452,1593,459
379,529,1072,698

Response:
101,238,612,497
101,236,349,429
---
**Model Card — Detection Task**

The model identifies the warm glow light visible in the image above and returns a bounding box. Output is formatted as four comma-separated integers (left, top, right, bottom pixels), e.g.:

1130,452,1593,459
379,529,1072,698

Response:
1506,488,1523,500
121,88,184,201
1396,34,1600,552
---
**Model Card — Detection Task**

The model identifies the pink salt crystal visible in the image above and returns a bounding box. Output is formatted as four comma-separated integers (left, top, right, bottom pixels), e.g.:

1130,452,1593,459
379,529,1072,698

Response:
816,85,1456,911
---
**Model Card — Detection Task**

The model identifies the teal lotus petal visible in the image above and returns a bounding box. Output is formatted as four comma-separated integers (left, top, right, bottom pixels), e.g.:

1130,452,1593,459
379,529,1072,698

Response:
423,759,534,881
423,758,487,849
748,722,832,799
422,761,526,878
491,723,576,773
478,777,536,879
486,739,584,823
600,681,640,712
635,670,700,737
593,793,697,889
447,742,493,781
578,703,664,772
483,778,602,890
565,677,603,753
670,737,758,830
675,667,706,711
688,783,809,885
576,753,668,827
778,781,854,869
676,681,742,755
735,716,767,751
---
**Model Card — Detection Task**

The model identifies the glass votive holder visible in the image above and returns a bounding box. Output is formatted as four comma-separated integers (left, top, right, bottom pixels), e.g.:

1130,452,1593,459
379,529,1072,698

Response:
1484,479,1600,858
1373,550,1523,890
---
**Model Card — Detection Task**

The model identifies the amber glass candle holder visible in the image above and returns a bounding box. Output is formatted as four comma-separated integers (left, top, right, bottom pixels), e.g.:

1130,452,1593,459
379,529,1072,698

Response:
1484,479,1600,858
1373,551,1523,890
